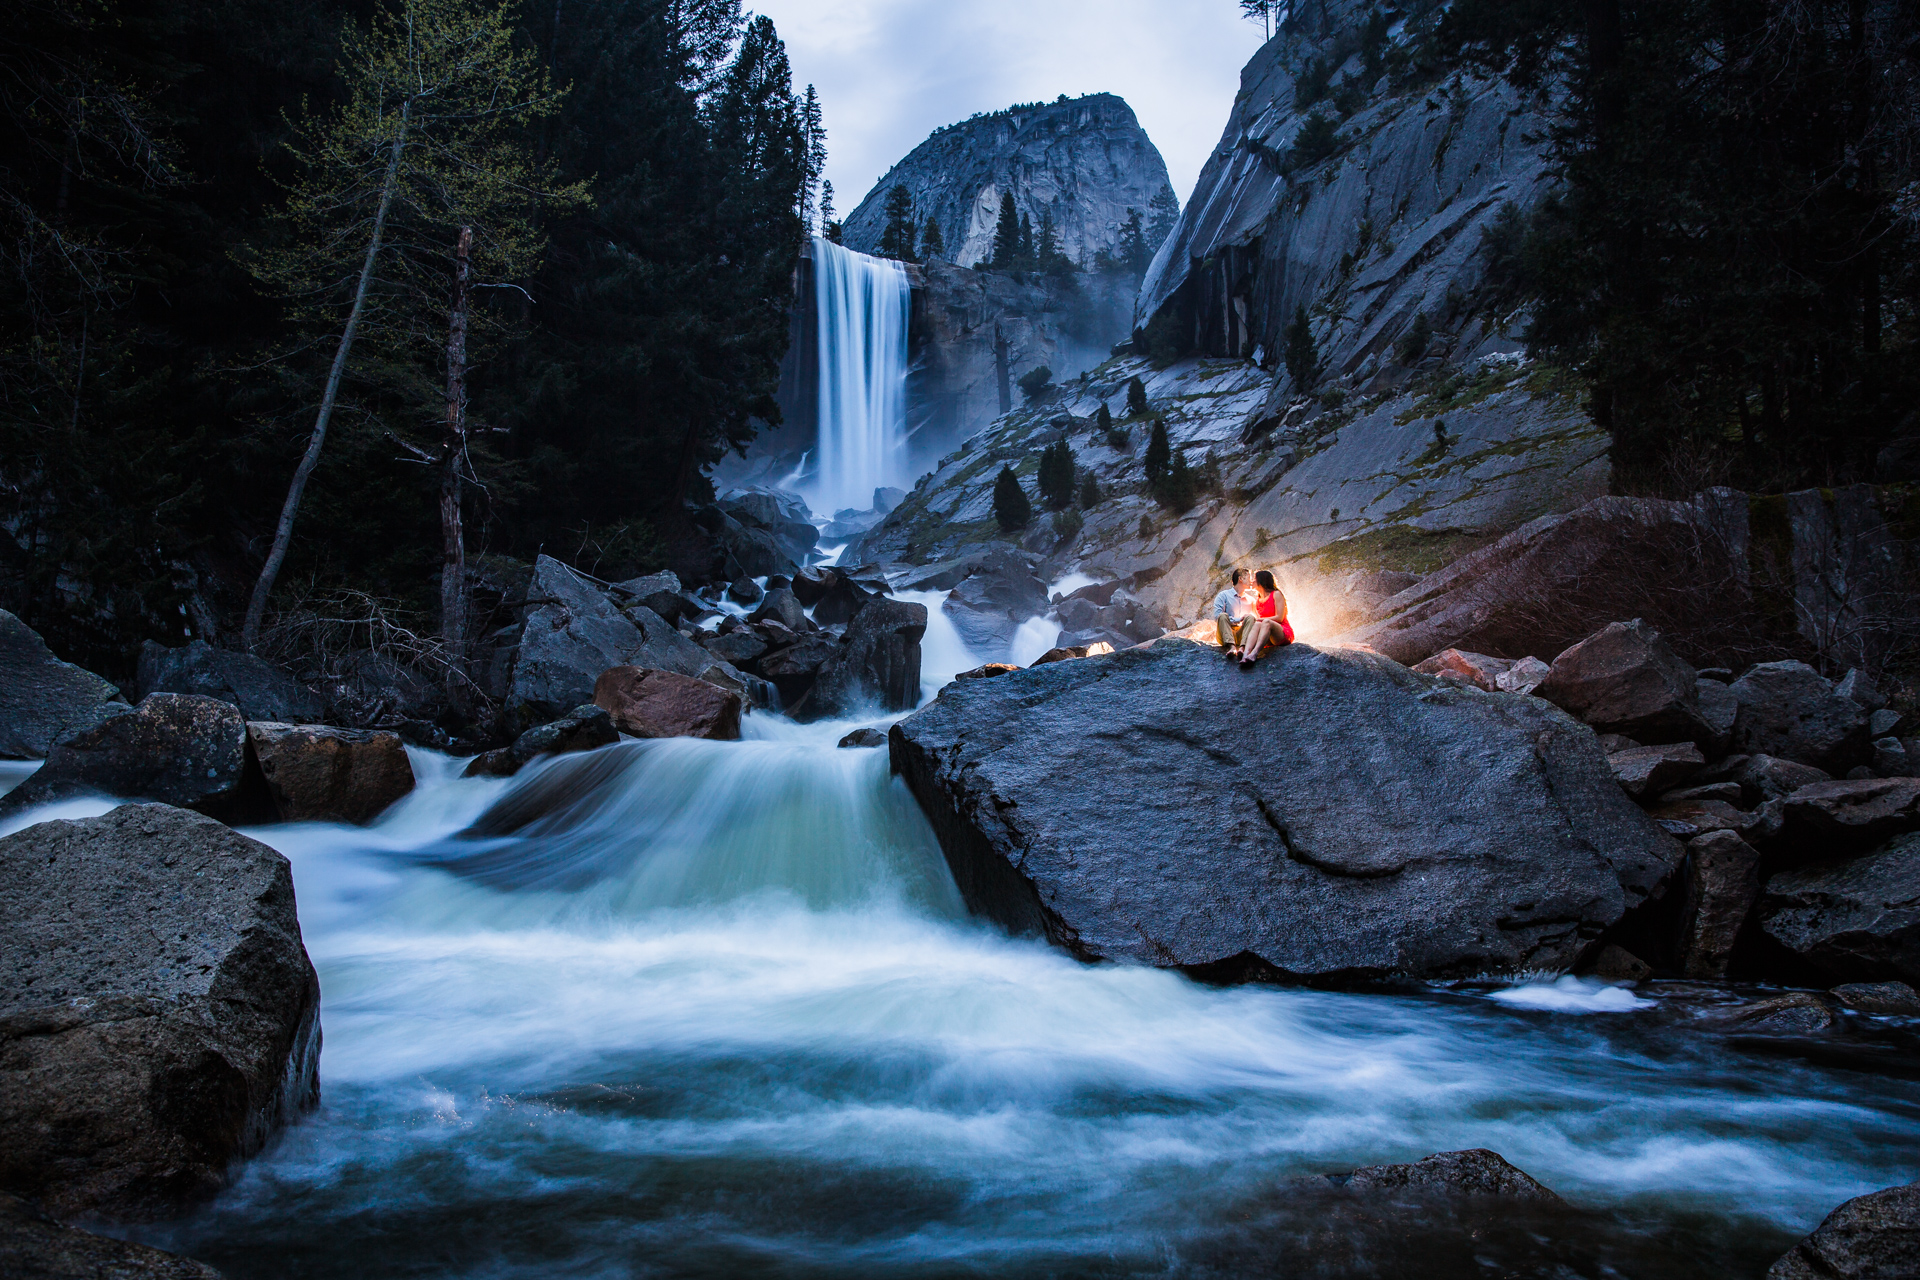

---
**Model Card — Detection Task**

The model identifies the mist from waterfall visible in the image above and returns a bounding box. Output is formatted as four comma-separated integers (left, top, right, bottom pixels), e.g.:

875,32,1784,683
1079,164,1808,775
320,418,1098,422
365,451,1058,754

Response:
809,236,910,516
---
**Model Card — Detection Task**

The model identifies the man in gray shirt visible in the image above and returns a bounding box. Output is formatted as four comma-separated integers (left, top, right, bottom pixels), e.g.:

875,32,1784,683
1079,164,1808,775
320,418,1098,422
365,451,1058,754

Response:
1213,569,1253,657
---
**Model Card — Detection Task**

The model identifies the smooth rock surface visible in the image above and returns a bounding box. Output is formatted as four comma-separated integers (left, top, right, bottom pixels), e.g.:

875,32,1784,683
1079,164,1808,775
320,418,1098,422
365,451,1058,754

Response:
0,805,320,1218
0,695,263,822
1608,743,1705,800
137,639,323,723
1678,830,1761,980
461,704,617,778
0,610,124,759
0,1193,224,1277
1768,1181,1920,1279
594,667,742,741
1412,649,1512,692
1760,833,1920,985
890,640,1679,978
247,723,414,824
1730,661,1871,773
1534,621,1705,744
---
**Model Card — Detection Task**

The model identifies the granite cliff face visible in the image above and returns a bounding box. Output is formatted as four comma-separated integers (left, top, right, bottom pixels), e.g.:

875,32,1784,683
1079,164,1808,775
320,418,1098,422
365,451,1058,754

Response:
842,95,1177,269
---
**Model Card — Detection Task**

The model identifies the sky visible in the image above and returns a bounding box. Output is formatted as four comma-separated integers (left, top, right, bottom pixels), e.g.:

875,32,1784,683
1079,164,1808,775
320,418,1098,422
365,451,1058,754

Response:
750,0,1272,219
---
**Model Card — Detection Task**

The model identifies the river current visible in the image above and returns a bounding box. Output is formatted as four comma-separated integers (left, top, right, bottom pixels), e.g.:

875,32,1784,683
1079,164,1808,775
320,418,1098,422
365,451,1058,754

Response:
11,597,1915,1278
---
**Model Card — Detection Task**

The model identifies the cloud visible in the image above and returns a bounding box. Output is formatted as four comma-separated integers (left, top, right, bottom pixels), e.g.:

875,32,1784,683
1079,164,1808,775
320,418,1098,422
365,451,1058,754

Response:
752,0,1267,216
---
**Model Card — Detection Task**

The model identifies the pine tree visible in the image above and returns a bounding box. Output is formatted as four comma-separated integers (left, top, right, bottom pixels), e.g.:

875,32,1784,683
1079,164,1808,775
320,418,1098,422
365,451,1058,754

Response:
1125,376,1149,417
1147,187,1179,250
1038,439,1076,509
879,184,916,260
1078,471,1102,508
1037,209,1063,271
819,179,836,230
1119,208,1149,272
1018,211,1034,266
1283,305,1321,391
800,84,825,234
991,191,1020,266
1144,416,1171,491
1159,447,1198,512
992,464,1031,531
918,215,945,260
1096,403,1113,433
1096,402,1128,450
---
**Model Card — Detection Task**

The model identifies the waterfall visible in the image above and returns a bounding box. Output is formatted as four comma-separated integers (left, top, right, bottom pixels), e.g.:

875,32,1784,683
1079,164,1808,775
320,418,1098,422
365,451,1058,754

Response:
809,236,909,516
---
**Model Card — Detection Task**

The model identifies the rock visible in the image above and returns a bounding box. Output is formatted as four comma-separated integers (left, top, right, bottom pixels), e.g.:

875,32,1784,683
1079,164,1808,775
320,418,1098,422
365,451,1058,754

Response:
1848,765,1881,781
701,629,769,666
137,639,324,723
942,552,1052,653
956,663,1020,681
1597,733,1643,753
1870,708,1904,738
1729,661,1871,772
0,1192,225,1277
610,570,681,599
726,577,764,605
1727,754,1834,803
1413,649,1512,692
246,723,414,824
1782,778,1920,850
1831,982,1920,1015
1495,655,1552,695
1534,620,1708,744
0,805,320,1218
1337,1149,1565,1205
790,566,836,607
1721,992,1840,1036
1698,667,1735,683
1659,782,1743,804
1588,944,1653,981
593,667,742,741
1836,668,1889,711
0,694,265,823
1031,645,1095,666
1645,796,1783,845
1694,677,1739,755
810,573,878,628
1760,833,1920,984
1608,743,1704,799
1678,830,1762,979
0,610,125,759
1873,737,1910,777
891,641,1679,979
631,589,709,628
461,704,617,778
747,586,812,633
758,633,844,705
838,727,888,749
794,598,928,720
1767,1181,1920,1280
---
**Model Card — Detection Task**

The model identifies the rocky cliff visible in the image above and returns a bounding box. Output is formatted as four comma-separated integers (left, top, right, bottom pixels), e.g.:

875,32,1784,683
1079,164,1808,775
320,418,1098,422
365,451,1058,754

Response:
842,95,1177,269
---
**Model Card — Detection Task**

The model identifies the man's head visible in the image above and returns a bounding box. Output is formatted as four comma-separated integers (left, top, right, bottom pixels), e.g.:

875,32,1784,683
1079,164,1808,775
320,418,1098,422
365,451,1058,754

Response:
1231,568,1252,589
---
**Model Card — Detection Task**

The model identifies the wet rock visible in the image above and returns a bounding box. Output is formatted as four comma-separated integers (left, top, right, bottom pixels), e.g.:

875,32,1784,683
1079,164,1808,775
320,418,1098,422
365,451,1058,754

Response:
0,1192,224,1277
610,570,681,600
1760,833,1920,985
1678,830,1761,979
891,641,1679,979
1767,1180,1920,1279
594,666,742,741
1413,649,1512,692
1495,655,1552,695
0,610,125,759
1608,743,1704,800
246,723,414,824
747,587,812,633
462,704,617,778
1588,944,1653,981
701,628,769,667
1832,982,1920,1015
956,663,1020,681
726,577,764,605
1729,661,1871,773
137,639,324,723
1337,1149,1566,1204
1721,992,1840,1035
1659,782,1743,805
1031,645,1096,666
0,694,265,823
0,805,320,1218
1781,778,1920,850
794,598,928,720
1534,620,1708,745
837,727,887,749
810,572,879,629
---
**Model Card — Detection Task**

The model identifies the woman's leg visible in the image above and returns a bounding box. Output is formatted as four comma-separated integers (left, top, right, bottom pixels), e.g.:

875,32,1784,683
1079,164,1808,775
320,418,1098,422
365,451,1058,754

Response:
1239,620,1268,663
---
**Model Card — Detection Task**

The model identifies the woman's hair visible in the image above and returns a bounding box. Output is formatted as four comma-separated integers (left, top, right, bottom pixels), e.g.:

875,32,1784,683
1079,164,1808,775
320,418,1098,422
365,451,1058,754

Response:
1255,570,1277,593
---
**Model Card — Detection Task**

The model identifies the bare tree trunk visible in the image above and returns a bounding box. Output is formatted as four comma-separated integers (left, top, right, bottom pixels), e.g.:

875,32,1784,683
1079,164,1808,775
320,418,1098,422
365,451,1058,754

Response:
439,226,472,669
243,101,411,651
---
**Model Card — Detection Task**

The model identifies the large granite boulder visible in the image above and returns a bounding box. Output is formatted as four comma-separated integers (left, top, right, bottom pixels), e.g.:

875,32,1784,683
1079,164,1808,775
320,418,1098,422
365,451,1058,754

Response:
246,722,415,823
0,805,320,1219
462,704,616,778
941,549,1051,654
137,639,324,723
1533,620,1709,745
1769,1181,1920,1279
1781,778,1920,850
1728,661,1871,772
1335,1149,1565,1204
506,556,746,731
0,610,125,759
0,1193,223,1277
593,666,742,740
0,695,266,823
890,640,1680,979
758,633,845,706
794,598,928,720
1759,833,1920,985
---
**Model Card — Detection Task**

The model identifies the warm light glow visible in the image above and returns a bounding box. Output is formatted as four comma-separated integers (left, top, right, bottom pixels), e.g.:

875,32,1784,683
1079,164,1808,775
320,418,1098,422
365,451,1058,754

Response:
1273,570,1340,644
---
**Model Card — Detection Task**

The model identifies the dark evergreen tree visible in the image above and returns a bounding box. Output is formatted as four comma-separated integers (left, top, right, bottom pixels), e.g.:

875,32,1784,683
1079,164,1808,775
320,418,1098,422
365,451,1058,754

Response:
1078,471,1102,508
1283,305,1321,390
1038,440,1075,509
1016,365,1052,402
991,192,1021,266
1158,448,1198,512
819,179,836,232
992,464,1031,530
1096,403,1114,434
800,84,826,234
1144,417,1171,491
918,215,945,260
879,184,917,260
1147,187,1180,250
1124,376,1149,416
1037,209,1065,272
1119,209,1150,272
1017,211,1034,267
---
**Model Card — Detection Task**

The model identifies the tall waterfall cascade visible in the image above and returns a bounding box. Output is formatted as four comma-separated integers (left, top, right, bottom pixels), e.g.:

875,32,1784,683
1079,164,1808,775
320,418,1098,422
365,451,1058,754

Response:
808,236,910,516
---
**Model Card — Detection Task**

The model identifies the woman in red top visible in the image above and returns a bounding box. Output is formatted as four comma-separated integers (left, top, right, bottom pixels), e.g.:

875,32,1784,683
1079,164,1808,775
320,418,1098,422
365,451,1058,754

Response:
1238,570,1294,667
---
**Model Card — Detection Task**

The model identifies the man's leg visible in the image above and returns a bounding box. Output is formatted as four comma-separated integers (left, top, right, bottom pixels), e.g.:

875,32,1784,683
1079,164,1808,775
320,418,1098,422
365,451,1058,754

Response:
1216,616,1236,650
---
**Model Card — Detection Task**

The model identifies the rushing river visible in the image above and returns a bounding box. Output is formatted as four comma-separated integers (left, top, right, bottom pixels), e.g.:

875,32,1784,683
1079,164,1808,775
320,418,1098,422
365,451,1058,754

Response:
16,599,1915,1278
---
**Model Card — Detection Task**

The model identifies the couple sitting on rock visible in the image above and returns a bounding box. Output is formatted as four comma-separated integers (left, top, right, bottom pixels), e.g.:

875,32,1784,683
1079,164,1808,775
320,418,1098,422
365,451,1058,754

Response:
1213,568,1293,667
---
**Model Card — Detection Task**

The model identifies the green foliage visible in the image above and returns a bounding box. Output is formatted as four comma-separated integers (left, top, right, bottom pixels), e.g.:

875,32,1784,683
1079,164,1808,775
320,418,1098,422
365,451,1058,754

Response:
1140,306,1188,368
1124,376,1149,416
1050,506,1084,541
1284,305,1321,391
1078,470,1102,508
1396,311,1433,364
878,184,917,260
1147,187,1180,250
992,464,1031,531
1287,110,1341,171
991,192,1021,267
918,215,945,260
1157,448,1198,512
1144,416,1171,490
1016,365,1052,402
1119,208,1151,273
1037,439,1075,509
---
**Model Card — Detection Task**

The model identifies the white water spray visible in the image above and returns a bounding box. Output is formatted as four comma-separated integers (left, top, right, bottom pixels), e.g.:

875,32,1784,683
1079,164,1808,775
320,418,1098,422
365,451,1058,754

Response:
809,236,910,515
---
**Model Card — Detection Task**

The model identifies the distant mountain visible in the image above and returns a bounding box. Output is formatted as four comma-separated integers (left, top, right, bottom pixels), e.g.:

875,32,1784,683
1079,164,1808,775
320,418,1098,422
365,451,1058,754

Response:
842,94,1177,268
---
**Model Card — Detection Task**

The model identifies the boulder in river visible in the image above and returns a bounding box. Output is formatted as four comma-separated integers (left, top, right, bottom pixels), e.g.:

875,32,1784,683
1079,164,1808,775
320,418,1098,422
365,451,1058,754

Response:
0,609,125,759
1335,1149,1566,1204
793,597,928,721
247,722,415,823
0,1192,224,1277
1768,1180,1920,1279
0,694,267,823
0,805,320,1219
138,638,324,723
463,704,615,778
1759,832,1920,985
594,666,742,740
890,640,1680,980
1677,830,1761,979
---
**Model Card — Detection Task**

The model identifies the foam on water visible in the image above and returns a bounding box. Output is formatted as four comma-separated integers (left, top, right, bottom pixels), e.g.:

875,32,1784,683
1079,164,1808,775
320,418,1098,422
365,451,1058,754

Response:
1489,975,1656,1013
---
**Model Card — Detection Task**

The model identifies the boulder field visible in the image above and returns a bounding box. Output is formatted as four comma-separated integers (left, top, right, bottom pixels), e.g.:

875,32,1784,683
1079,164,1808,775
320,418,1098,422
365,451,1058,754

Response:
891,638,1679,980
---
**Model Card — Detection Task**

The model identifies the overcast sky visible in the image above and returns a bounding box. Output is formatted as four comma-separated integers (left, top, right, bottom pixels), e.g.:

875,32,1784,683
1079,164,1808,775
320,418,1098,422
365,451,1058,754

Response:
751,0,1271,218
